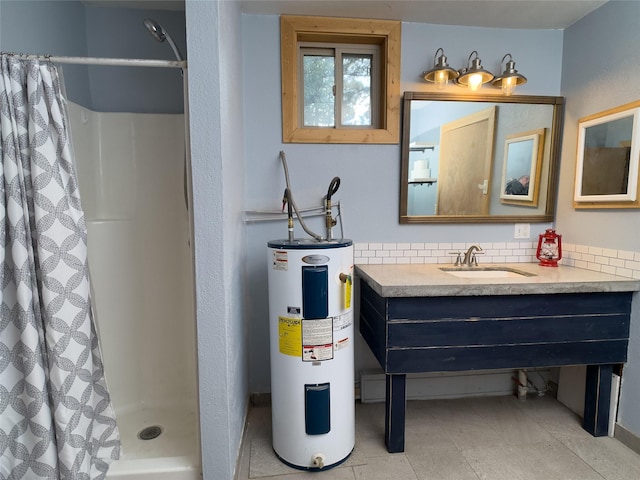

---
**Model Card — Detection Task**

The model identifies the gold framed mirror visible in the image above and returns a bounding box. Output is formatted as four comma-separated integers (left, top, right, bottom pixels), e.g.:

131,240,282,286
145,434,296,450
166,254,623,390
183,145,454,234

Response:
399,92,564,224
574,100,640,209
500,128,546,207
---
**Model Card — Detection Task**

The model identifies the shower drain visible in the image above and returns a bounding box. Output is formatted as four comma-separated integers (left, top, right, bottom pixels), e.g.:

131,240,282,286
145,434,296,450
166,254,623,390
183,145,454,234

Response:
138,425,163,441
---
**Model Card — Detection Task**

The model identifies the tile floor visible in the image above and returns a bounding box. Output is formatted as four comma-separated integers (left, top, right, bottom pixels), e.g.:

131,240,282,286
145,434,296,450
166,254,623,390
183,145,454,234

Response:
236,395,640,480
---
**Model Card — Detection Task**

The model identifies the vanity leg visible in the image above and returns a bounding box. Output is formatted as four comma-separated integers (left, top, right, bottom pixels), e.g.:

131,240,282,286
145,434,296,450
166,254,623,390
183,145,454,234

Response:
583,364,613,437
384,374,406,453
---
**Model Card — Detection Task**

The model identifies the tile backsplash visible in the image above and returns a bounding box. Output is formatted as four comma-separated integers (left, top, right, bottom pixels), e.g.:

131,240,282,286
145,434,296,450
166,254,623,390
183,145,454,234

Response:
354,241,537,265
562,243,640,279
354,241,640,280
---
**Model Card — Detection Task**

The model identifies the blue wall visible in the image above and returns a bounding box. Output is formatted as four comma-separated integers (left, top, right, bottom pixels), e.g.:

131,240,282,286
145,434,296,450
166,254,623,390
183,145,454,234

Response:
1,0,91,106
186,2,249,478
84,5,185,113
557,0,640,438
0,0,185,113
242,14,564,393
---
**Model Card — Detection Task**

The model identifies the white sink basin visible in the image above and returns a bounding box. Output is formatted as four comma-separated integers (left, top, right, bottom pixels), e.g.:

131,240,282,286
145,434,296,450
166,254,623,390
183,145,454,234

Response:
439,267,535,279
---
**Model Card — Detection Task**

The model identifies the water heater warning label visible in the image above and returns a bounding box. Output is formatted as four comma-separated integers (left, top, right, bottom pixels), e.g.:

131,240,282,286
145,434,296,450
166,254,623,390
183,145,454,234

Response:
303,344,333,362
333,312,353,332
302,318,334,362
278,316,301,357
272,251,288,270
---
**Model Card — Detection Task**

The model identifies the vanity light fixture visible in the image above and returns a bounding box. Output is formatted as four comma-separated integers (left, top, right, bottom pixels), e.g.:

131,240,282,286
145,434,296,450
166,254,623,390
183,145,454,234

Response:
454,51,494,91
422,48,459,90
423,49,527,95
491,53,527,95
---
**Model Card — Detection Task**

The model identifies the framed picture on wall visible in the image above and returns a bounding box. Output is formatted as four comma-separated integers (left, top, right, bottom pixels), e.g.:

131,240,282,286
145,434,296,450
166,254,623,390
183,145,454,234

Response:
574,100,640,209
500,128,545,207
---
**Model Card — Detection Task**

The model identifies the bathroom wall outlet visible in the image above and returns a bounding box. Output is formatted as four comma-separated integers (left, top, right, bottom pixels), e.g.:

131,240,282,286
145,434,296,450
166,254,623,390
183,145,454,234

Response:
514,223,531,239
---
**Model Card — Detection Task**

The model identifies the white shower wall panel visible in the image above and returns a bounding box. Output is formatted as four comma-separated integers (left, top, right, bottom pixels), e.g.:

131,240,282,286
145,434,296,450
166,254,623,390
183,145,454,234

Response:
67,103,197,413
86,219,142,409
95,113,137,221
68,104,98,220
130,113,196,404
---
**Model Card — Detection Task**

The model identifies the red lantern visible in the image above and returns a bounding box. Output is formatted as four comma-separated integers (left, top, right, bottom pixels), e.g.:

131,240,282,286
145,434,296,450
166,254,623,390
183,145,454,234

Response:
536,229,562,267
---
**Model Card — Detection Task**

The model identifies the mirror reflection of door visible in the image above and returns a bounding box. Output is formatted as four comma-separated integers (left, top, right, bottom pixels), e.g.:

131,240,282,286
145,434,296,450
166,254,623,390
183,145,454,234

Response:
437,107,496,215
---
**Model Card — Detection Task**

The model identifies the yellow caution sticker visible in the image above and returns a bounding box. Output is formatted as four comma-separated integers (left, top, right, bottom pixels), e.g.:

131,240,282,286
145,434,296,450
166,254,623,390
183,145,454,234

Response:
278,316,301,357
344,275,352,310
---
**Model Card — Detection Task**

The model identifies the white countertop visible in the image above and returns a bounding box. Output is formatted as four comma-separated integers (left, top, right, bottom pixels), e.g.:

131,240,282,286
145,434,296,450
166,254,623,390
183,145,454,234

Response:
355,263,640,297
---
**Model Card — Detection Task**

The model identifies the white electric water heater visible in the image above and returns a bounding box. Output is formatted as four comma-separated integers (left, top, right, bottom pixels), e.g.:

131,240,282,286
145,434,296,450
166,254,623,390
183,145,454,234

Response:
267,239,355,470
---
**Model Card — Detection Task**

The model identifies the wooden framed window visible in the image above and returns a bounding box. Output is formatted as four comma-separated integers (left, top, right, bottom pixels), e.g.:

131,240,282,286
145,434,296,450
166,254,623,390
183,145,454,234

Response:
281,15,401,144
299,43,380,128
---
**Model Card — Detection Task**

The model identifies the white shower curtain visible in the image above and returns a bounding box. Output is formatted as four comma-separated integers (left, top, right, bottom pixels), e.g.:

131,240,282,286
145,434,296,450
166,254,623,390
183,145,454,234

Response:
0,54,120,479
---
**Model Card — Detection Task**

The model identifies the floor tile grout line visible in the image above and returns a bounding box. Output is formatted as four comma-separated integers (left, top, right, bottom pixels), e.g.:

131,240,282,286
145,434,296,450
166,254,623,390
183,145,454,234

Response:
545,432,615,480
397,454,420,480
485,405,610,480
557,442,609,480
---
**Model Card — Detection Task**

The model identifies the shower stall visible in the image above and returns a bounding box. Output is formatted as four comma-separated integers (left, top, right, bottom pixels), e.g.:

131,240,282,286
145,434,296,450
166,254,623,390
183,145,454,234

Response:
2,7,199,475
67,99,199,479
65,62,199,477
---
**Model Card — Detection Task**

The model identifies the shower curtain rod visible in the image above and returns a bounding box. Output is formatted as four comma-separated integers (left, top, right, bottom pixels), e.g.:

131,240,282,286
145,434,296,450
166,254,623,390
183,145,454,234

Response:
2,52,186,69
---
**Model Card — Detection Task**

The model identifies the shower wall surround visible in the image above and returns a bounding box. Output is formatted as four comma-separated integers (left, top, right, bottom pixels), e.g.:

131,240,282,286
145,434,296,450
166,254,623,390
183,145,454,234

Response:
66,102,200,478
68,102,197,410
354,241,640,280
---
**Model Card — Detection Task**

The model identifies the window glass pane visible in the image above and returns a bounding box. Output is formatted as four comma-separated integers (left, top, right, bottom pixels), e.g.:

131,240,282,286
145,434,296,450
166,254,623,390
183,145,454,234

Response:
303,54,335,127
342,54,372,126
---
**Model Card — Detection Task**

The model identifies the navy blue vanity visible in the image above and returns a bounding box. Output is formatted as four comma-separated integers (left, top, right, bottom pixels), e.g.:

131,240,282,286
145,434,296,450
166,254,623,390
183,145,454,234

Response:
356,263,639,453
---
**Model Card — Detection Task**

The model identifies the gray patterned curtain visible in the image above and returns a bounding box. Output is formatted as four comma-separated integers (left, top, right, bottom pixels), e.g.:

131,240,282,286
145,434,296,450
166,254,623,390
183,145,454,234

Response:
0,54,120,479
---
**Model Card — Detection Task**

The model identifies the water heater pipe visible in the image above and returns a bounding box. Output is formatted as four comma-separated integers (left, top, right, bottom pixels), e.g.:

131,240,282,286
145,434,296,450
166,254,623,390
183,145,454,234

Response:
518,369,528,401
283,188,294,242
279,151,344,242
325,177,341,241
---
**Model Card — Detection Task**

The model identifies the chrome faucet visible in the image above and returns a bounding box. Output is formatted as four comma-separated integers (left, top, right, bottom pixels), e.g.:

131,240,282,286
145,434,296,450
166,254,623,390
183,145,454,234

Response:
462,245,483,266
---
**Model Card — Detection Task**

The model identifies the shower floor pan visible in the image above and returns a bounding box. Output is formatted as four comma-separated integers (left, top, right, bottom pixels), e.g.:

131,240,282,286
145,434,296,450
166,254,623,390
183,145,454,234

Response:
107,404,200,480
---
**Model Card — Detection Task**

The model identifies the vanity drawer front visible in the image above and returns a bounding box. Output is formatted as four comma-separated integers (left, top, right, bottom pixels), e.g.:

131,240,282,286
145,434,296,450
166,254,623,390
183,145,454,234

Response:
386,339,629,374
386,292,632,321
387,314,630,348
383,291,632,374
358,281,633,374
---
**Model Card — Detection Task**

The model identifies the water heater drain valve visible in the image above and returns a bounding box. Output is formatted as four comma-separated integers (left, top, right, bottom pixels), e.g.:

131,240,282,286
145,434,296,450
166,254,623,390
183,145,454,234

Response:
312,453,325,469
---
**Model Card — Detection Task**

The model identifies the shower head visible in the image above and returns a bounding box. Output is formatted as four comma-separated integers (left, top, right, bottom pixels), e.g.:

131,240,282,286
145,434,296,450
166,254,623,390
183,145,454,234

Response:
143,18,184,62
144,18,166,42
